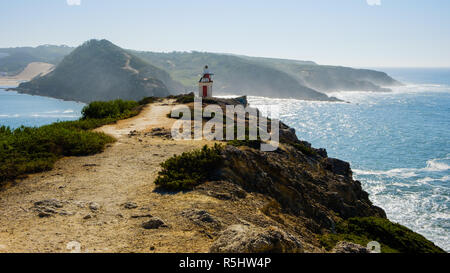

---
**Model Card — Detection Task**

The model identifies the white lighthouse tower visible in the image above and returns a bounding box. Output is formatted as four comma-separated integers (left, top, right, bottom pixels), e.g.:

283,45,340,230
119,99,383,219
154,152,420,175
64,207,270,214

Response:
198,65,213,97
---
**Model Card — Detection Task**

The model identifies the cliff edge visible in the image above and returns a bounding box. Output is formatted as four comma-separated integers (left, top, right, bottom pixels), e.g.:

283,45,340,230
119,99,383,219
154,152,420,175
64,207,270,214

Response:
0,97,443,253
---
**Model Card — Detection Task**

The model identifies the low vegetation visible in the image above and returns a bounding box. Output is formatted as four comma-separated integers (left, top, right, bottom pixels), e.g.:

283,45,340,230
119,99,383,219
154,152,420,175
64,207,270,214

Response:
138,96,159,105
319,217,445,253
155,144,223,191
292,142,317,156
171,93,195,104
0,99,144,184
227,139,262,150
81,99,139,119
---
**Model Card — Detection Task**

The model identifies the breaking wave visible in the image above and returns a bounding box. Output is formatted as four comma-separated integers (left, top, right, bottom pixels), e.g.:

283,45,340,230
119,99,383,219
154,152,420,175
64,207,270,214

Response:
248,85,450,251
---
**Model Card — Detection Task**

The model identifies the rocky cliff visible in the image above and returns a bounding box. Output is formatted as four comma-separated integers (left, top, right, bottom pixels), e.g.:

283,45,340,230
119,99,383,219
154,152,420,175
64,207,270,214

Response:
0,96,443,253
156,95,443,253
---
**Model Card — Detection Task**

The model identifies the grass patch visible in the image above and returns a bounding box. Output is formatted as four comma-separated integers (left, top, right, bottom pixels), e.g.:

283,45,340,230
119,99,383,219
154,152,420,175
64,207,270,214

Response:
0,99,145,184
81,99,139,119
155,144,223,191
138,96,159,105
173,93,195,104
319,217,445,253
228,139,262,150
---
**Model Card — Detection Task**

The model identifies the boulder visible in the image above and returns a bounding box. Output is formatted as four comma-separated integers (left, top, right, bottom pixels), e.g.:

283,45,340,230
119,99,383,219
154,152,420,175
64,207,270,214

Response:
323,158,352,177
34,199,63,208
181,209,221,229
89,202,100,212
123,202,138,209
33,199,70,217
331,241,370,253
142,217,167,229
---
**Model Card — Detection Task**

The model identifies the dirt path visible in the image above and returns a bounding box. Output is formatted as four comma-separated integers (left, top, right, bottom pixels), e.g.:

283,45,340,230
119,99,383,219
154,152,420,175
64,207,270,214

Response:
95,100,176,138
122,53,139,75
0,100,221,253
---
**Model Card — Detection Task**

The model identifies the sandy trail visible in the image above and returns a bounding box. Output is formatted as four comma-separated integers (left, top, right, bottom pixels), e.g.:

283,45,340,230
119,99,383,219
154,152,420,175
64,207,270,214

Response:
96,100,176,138
122,53,139,75
0,100,220,253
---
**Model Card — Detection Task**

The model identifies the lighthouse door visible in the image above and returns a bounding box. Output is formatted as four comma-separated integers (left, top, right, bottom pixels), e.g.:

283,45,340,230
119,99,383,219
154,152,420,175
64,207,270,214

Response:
202,86,208,97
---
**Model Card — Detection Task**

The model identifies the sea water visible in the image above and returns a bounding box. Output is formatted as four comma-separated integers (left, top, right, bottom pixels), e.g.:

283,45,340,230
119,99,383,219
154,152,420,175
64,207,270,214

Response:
248,68,450,251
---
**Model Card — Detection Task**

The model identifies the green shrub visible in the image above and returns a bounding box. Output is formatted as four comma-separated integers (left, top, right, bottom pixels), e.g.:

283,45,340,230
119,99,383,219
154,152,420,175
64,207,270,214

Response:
0,124,115,183
0,99,145,184
228,139,262,150
175,93,195,104
155,144,223,191
55,118,118,131
319,217,445,253
138,96,158,105
81,99,139,119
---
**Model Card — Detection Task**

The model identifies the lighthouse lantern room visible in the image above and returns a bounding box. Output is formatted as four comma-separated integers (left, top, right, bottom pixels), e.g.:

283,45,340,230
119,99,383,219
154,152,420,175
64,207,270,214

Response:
199,65,213,97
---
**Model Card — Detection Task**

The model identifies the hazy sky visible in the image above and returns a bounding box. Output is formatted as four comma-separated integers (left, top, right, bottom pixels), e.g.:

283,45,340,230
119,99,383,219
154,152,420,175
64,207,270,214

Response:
1,0,449,67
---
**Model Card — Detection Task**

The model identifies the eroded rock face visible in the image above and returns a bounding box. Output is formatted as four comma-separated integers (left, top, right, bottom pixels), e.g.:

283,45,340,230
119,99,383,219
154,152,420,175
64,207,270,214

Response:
33,199,73,217
216,145,385,231
195,180,247,200
209,224,303,253
332,241,370,253
322,158,352,177
182,209,217,224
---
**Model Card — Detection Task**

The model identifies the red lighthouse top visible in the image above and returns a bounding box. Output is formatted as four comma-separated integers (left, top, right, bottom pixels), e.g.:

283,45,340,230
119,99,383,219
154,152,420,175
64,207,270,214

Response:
199,65,214,83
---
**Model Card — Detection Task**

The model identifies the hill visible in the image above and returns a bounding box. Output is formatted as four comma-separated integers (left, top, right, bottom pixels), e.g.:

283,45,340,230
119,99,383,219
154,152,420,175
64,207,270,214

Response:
133,51,337,101
133,51,401,95
12,40,183,102
240,56,402,92
2,41,402,101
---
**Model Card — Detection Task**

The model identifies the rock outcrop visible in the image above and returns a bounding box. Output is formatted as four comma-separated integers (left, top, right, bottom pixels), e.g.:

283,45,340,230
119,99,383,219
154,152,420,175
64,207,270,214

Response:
331,242,370,253
209,224,303,253
214,144,385,232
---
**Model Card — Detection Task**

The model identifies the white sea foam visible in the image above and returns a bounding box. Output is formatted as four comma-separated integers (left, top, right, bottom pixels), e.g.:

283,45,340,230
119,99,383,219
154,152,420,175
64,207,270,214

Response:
361,177,450,251
30,114,78,118
418,176,450,183
424,159,450,172
354,168,417,178
246,89,450,251
354,156,450,180
327,84,450,103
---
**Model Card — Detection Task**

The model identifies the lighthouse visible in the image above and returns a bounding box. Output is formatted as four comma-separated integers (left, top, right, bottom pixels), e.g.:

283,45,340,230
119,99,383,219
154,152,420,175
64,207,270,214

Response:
199,65,213,97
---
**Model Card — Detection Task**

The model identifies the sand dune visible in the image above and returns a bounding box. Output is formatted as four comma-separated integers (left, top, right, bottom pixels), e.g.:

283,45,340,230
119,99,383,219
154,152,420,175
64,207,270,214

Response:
0,62,54,87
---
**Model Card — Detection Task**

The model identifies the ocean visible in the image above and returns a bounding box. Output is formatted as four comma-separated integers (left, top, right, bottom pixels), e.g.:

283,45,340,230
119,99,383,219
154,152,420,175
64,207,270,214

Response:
249,68,450,251
0,68,449,251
